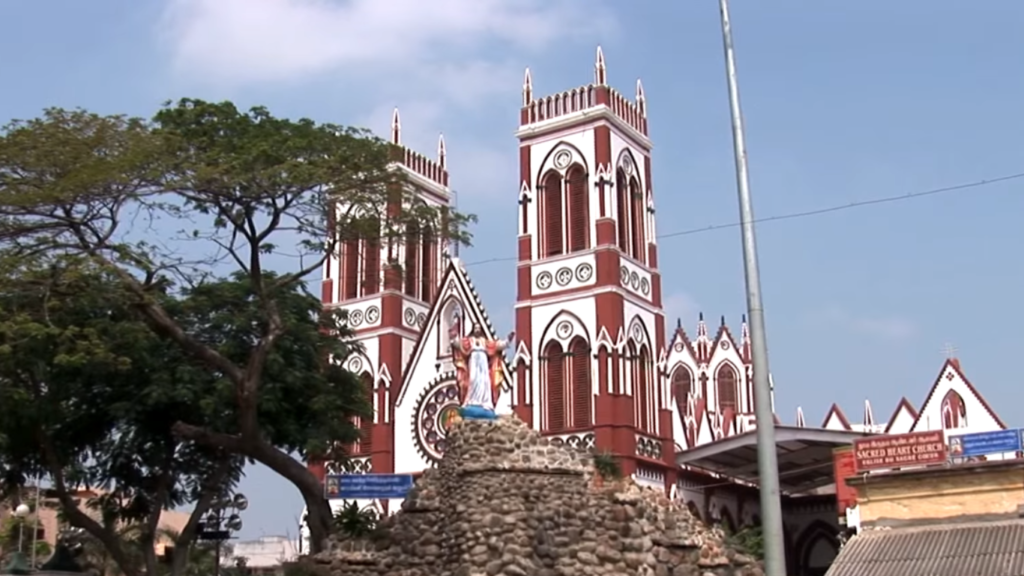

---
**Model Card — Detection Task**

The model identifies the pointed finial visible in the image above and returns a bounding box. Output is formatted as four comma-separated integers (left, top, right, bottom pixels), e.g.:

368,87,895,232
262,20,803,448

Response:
437,133,446,168
796,407,806,428
741,314,747,323
523,67,533,106
720,315,726,327
636,78,646,115
699,312,704,321
595,46,607,85
676,318,682,329
864,399,875,427
391,108,401,145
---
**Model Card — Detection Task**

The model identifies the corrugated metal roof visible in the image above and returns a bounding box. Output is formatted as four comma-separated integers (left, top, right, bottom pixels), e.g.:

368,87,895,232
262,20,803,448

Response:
826,520,1024,576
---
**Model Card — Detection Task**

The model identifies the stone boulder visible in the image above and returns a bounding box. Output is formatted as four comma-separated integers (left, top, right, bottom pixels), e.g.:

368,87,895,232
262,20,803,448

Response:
310,415,763,576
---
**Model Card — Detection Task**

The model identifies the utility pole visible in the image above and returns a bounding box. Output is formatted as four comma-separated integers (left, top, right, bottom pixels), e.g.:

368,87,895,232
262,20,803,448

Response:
717,0,787,574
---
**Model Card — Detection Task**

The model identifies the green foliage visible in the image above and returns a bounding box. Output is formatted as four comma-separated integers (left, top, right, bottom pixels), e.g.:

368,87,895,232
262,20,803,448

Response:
726,526,764,560
0,100,475,556
593,451,623,480
332,502,379,539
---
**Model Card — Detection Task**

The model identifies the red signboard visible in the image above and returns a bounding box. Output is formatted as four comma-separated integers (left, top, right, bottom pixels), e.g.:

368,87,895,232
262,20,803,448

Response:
832,446,858,518
853,431,947,472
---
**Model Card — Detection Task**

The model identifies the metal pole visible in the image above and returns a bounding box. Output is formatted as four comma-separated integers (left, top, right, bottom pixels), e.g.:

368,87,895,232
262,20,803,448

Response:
717,0,787,574
214,539,222,576
30,481,40,566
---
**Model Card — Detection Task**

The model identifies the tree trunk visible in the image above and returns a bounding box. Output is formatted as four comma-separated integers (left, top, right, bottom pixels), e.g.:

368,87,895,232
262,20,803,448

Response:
171,423,333,553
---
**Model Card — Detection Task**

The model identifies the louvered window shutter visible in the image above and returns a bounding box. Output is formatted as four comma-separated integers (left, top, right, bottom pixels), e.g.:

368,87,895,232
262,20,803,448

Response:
571,340,591,427
546,343,566,431
567,167,589,252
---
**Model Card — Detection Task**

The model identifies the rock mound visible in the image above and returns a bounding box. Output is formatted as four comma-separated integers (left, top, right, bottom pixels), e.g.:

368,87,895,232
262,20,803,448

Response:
311,415,763,576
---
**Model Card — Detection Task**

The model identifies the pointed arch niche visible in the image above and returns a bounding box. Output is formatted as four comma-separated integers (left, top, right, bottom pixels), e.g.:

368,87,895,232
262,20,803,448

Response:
535,143,591,259
627,316,654,434
941,389,967,429
437,298,465,357
716,363,739,413
539,311,593,432
671,365,694,417
357,372,374,454
615,150,645,264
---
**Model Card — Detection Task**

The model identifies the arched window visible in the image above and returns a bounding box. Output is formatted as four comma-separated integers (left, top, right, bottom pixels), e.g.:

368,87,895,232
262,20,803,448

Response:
541,171,564,257
629,177,644,263
636,346,652,432
672,366,693,416
404,223,420,299
941,390,967,429
544,340,566,432
569,338,591,428
615,168,629,254
717,364,738,413
420,225,436,301
566,166,589,253
363,219,380,295
358,373,374,454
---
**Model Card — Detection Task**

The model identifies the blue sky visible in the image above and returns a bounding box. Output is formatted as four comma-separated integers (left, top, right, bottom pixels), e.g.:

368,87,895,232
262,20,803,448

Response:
3,0,1024,539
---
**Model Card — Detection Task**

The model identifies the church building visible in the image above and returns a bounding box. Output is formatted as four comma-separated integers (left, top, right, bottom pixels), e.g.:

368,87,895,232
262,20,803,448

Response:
303,50,1011,564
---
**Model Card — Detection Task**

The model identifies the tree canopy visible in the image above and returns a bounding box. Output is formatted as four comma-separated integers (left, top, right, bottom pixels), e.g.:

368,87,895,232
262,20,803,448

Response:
0,99,473,553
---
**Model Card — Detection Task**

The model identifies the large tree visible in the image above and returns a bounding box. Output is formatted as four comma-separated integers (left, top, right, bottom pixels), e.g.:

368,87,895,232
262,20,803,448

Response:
0,100,472,551
0,259,371,575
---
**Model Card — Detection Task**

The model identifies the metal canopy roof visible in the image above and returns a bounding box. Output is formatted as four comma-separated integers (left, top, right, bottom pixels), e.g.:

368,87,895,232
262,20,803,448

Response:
675,426,872,493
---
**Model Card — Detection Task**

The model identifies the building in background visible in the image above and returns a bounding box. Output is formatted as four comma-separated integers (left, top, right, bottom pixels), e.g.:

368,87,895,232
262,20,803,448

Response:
302,45,1012,576
227,535,299,576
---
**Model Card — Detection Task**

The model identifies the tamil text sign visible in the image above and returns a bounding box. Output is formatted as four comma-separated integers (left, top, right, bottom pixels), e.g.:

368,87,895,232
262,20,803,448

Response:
949,429,1024,459
853,431,947,472
324,473,415,500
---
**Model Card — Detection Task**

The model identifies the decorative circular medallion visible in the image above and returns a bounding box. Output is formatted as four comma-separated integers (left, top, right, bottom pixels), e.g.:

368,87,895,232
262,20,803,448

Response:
416,313,427,328
553,149,572,169
630,271,640,290
620,266,630,287
404,308,416,327
575,263,593,282
555,321,574,340
536,271,553,290
720,340,730,350
631,323,644,342
640,277,650,296
555,267,573,287
348,357,363,373
365,306,380,324
349,309,364,327
621,155,634,175
413,378,461,463
674,342,685,353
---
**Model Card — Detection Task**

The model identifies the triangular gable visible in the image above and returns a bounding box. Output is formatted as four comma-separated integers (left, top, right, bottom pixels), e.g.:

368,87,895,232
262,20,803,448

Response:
821,403,852,430
395,258,512,406
909,359,1006,432
883,397,918,434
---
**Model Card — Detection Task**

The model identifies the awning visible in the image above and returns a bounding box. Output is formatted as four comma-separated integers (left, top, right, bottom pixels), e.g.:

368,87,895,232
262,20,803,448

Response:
675,426,870,493
826,520,1024,576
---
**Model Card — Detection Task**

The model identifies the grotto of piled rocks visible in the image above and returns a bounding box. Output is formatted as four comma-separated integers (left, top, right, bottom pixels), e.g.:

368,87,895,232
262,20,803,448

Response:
304,414,764,576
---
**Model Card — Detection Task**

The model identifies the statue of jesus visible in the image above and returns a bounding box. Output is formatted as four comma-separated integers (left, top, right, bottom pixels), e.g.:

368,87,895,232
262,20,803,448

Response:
449,323,514,420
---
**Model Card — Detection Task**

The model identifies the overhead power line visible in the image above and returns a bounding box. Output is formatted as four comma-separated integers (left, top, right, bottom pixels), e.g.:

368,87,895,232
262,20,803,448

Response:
464,171,1024,268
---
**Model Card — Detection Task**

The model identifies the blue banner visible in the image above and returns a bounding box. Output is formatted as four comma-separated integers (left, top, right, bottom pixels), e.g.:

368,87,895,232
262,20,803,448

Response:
949,429,1023,458
324,474,415,500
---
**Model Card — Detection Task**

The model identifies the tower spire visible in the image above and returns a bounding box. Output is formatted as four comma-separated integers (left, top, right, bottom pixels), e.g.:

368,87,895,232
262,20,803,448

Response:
523,67,533,106
636,78,646,116
594,46,607,85
437,133,446,169
391,107,401,145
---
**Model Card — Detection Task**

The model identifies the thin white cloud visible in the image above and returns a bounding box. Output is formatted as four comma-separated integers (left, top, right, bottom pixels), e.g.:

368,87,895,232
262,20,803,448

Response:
159,0,612,88
808,306,918,342
663,292,702,327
